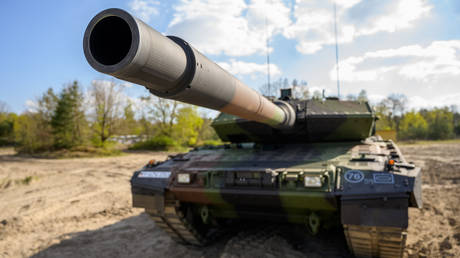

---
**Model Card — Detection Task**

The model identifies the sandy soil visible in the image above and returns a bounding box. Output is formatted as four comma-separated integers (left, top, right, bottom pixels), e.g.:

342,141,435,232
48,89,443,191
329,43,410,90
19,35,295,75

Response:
0,143,459,258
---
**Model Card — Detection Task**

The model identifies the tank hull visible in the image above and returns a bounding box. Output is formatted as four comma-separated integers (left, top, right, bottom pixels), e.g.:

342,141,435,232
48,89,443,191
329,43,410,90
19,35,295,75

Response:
131,137,421,257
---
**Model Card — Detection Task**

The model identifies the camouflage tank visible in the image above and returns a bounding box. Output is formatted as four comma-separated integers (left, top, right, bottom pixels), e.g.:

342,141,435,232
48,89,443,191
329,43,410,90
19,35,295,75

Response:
83,8,422,257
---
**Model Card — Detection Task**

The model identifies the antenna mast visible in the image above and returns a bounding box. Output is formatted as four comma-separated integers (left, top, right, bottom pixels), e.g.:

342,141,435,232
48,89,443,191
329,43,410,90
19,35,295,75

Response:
333,2,341,98
265,8,271,96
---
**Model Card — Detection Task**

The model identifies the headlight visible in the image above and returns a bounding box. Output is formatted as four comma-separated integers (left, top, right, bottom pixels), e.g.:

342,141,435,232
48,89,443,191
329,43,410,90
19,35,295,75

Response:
304,175,322,187
177,173,191,184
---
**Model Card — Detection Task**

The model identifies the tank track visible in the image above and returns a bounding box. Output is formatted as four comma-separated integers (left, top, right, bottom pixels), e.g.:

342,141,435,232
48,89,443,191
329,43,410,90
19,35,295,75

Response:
145,198,207,246
343,224,407,258
146,195,407,257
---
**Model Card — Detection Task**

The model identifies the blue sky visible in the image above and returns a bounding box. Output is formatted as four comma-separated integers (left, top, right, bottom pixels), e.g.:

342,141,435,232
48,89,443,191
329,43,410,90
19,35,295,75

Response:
1,0,460,113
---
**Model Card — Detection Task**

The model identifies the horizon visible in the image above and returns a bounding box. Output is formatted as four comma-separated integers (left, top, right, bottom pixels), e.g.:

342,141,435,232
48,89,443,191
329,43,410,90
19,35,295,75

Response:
1,0,460,114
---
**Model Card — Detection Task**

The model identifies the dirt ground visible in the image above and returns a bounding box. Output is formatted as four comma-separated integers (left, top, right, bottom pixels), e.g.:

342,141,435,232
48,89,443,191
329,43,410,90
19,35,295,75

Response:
0,143,459,258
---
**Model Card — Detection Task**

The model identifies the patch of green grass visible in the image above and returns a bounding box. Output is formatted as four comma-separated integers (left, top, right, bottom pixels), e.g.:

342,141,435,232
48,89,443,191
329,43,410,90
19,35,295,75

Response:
129,136,185,151
18,176,34,185
0,175,39,188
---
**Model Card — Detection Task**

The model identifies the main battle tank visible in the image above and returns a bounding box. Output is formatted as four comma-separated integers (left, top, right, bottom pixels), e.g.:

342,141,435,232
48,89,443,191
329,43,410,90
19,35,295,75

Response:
84,8,422,257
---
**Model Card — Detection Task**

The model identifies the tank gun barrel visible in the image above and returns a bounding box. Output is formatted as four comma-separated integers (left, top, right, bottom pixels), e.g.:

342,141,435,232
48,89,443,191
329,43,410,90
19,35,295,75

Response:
83,8,295,129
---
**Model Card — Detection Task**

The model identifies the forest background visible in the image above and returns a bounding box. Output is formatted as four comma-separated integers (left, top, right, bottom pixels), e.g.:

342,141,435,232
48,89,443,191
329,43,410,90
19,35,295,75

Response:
1,78,459,156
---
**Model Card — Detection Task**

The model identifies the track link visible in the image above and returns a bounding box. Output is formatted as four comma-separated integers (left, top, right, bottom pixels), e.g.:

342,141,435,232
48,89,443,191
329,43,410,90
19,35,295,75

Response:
146,198,207,246
343,224,407,258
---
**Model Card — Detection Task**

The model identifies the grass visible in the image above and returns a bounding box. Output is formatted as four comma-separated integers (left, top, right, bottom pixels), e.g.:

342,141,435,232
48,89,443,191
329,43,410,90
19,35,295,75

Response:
129,136,188,152
0,175,39,189
16,175,37,185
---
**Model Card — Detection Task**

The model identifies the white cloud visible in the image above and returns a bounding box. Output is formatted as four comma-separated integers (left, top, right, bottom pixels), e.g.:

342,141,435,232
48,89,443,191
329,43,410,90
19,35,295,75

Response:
354,0,432,35
129,0,160,22
165,0,432,56
332,40,460,82
367,94,386,104
120,82,133,88
407,94,460,110
168,0,290,56
284,0,432,54
25,100,38,113
217,59,280,77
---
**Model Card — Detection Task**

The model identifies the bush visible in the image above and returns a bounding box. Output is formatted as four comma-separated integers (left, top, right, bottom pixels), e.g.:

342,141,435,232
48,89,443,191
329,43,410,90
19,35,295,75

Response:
130,135,178,151
0,113,17,146
14,113,54,153
398,112,428,140
425,108,455,140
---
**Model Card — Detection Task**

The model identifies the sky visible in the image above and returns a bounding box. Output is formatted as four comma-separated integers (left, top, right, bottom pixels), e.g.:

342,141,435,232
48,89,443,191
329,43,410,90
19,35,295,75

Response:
1,0,460,114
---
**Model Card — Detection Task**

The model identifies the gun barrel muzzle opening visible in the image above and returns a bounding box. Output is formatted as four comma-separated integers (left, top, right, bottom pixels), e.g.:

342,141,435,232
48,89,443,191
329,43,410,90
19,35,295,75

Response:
89,16,132,66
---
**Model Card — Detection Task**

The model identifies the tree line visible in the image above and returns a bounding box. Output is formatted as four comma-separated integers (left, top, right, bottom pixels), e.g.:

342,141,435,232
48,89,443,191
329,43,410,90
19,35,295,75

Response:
1,81,459,154
0,80,219,153
348,90,460,141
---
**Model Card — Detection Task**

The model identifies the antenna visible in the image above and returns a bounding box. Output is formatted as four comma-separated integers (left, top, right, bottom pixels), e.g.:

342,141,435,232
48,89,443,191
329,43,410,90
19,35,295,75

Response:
264,5,271,96
333,1,341,99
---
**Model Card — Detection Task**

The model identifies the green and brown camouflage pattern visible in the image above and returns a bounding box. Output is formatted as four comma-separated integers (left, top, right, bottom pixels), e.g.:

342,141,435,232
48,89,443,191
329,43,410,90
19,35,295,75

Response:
132,138,421,225
130,135,421,257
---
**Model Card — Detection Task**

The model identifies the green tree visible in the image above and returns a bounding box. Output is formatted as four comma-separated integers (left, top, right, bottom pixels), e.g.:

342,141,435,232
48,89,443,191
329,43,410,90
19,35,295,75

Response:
51,81,87,149
423,108,454,140
0,110,17,145
13,89,59,152
374,102,393,130
398,112,428,140
119,101,141,135
173,106,203,146
451,105,460,136
37,88,58,122
196,117,220,145
14,113,52,153
141,96,179,137
14,113,39,152
138,115,155,138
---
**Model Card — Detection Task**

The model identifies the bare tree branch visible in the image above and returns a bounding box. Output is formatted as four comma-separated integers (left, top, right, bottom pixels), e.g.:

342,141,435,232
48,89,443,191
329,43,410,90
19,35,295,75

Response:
90,80,123,144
